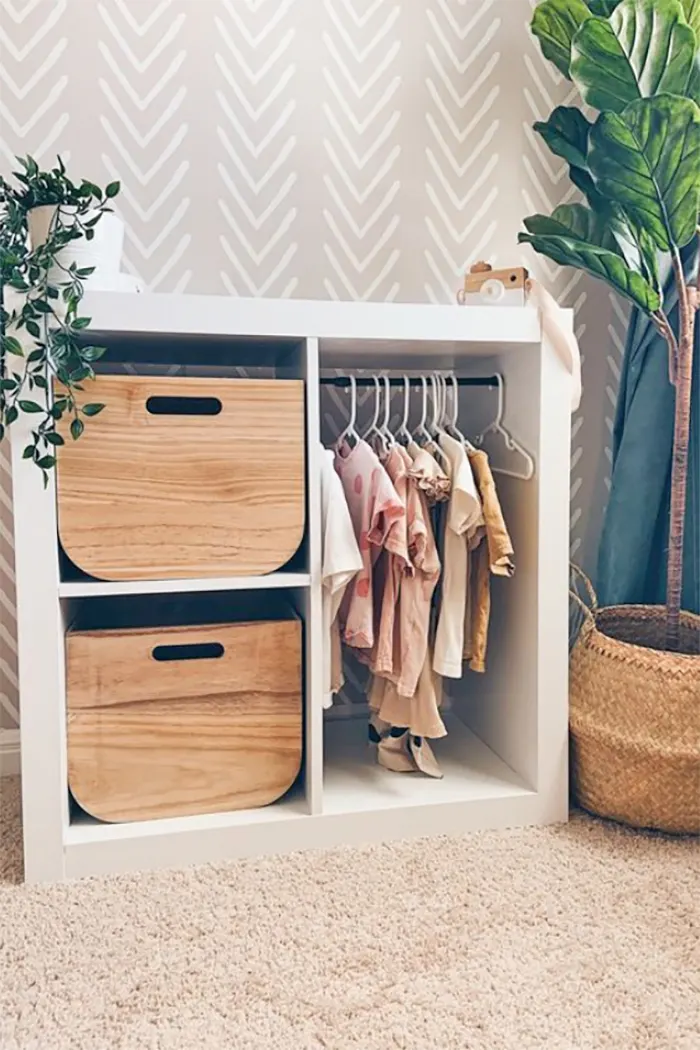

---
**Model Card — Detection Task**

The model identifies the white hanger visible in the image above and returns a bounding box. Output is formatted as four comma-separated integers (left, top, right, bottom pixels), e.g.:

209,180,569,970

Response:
379,374,395,449
444,372,473,448
473,373,535,481
335,375,361,450
395,375,413,446
363,375,389,455
413,376,433,447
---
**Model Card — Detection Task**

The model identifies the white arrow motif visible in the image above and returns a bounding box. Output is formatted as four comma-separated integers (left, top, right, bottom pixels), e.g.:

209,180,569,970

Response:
427,81,499,145
325,3,400,63
324,141,401,205
215,25,295,86
324,107,401,169
0,0,45,23
218,168,298,232
218,129,297,196
106,0,174,38
323,35,400,100
324,212,400,274
98,43,186,111
217,96,296,159
324,247,400,301
324,176,400,240
216,60,296,123
221,0,296,49
432,0,497,41
427,151,499,212
324,71,401,135
0,78,67,135
220,207,297,267
428,14,500,75
427,48,499,110
101,153,189,222
426,119,499,178
99,88,187,150
0,39,67,99
97,6,185,74
329,0,390,30
0,0,66,61
126,199,191,259
101,122,189,186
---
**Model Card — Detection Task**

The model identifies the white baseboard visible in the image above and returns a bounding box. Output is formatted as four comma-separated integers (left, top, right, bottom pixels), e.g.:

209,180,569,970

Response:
0,729,20,777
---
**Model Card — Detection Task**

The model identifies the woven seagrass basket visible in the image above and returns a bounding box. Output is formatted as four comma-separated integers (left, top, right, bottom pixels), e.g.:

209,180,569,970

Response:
569,568,700,835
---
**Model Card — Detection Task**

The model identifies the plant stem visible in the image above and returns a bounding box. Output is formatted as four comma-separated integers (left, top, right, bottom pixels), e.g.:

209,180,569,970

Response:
665,247,696,650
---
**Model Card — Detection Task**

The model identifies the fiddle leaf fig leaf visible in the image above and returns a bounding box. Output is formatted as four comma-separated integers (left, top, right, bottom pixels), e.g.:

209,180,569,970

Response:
534,106,592,170
571,0,697,113
517,229,661,313
585,0,620,13
531,0,593,78
523,202,622,254
681,0,700,36
588,95,700,252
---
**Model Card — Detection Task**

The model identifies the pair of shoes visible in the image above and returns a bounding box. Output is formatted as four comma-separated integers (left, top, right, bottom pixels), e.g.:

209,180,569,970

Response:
373,723,443,779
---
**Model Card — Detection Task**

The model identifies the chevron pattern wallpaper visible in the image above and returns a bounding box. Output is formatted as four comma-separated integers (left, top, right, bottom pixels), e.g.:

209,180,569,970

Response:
0,0,625,738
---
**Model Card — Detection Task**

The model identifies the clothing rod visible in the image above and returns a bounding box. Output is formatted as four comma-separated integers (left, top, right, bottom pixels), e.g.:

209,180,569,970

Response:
320,375,498,388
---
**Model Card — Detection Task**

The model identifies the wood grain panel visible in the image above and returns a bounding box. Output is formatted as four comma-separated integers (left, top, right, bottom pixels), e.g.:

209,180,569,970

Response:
56,376,306,580
66,620,302,822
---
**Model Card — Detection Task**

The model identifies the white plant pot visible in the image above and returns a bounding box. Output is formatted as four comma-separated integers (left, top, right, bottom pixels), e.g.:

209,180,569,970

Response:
27,205,125,290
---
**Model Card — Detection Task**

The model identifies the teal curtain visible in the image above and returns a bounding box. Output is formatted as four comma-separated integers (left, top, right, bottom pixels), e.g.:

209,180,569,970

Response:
597,246,699,614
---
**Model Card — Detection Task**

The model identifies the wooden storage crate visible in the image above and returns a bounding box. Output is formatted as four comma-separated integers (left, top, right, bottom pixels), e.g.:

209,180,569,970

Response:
56,375,305,580
66,618,303,822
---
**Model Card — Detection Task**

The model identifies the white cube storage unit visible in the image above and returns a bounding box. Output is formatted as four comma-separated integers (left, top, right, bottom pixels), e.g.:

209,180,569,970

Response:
10,294,572,883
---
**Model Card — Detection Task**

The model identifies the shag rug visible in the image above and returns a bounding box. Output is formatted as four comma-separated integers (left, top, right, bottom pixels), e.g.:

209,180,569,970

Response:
1,775,698,1050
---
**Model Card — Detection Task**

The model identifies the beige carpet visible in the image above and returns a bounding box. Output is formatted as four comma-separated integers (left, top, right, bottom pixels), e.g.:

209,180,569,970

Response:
1,776,698,1050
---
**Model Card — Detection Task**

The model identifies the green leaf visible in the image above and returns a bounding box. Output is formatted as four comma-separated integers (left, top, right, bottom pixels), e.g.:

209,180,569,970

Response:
36,455,56,470
26,348,44,363
18,400,43,413
44,431,64,446
70,417,84,440
589,95,700,251
72,317,92,330
2,335,23,356
22,444,35,459
81,345,107,362
517,230,661,312
571,0,697,113
26,320,41,339
0,378,18,391
534,106,592,169
585,0,620,13
0,424,4,443
33,375,48,390
532,0,593,78
681,0,700,36
523,202,622,254
105,181,120,198
81,402,105,417
5,406,18,425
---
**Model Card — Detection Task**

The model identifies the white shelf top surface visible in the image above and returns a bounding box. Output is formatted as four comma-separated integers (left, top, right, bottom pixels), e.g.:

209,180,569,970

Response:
58,571,311,599
82,291,547,347
323,715,532,815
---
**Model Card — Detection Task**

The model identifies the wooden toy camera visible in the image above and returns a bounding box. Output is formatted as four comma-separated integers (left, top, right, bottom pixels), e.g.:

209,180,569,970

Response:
457,261,528,307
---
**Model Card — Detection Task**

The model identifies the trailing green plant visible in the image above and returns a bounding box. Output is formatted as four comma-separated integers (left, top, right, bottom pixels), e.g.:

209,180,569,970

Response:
0,155,121,486
520,0,700,650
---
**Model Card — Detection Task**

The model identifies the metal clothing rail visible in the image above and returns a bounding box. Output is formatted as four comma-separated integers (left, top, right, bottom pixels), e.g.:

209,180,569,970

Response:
320,375,498,388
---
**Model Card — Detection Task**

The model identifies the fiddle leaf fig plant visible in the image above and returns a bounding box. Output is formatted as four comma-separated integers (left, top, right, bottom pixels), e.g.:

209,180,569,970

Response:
0,155,120,487
520,0,700,650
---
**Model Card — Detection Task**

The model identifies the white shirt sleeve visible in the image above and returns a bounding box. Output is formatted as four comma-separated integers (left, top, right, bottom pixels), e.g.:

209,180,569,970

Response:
321,449,362,707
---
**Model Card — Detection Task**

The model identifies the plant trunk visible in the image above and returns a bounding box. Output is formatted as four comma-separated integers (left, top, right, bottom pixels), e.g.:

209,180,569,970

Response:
665,296,696,651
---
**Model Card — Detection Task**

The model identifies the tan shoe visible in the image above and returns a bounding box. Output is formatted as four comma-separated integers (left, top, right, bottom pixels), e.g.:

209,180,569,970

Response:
408,735,443,779
377,727,417,774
